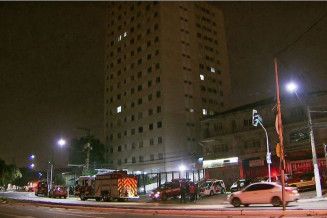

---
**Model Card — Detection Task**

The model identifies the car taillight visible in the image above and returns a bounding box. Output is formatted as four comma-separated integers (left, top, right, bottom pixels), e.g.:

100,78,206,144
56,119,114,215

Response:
286,188,298,194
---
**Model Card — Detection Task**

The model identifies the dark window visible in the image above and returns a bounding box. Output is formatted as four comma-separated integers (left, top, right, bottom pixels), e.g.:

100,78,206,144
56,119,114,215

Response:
138,126,143,133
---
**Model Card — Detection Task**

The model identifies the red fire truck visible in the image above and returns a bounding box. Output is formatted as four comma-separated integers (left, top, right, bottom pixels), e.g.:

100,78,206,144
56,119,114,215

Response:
74,171,139,202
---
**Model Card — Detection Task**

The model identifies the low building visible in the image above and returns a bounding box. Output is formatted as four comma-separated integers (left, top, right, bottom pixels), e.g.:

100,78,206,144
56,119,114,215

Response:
199,91,327,188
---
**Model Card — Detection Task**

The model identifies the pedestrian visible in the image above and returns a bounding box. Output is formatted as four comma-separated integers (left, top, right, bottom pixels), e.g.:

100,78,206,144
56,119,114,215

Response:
180,184,186,203
194,183,199,201
185,183,190,201
189,183,195,202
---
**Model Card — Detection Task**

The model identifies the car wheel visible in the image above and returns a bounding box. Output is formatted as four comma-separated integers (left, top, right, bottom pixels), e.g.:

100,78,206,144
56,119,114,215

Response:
96,198,101,202
64,196,67,199
80,192,86,201
244,204,249,207
161,193,168,201
102,193,109,202
210,190,214,196
221,188,225,194
232,197,241,207
272,196,282,207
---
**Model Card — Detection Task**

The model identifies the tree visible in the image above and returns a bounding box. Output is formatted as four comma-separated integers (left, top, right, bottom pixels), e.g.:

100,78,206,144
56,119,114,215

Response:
68,135,105,169
13,167,39,188
0,159,22,190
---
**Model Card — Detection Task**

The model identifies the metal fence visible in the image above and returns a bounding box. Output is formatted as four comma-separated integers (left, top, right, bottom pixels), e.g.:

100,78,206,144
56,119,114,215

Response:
136,169,205,194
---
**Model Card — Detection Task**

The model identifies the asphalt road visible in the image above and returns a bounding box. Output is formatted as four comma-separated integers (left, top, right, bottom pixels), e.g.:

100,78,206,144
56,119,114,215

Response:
1,190,327,217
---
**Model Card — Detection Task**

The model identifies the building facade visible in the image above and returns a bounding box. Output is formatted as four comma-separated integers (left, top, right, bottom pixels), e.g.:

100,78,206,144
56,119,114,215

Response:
200,91,327,187
104,2,231,173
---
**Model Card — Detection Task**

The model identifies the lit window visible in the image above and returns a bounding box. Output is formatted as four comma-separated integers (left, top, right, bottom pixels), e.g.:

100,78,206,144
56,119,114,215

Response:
202,109,207,115
200,74,204,80
118,35,122,42
117,106,122,113
211,67,215,73
124,32,127,37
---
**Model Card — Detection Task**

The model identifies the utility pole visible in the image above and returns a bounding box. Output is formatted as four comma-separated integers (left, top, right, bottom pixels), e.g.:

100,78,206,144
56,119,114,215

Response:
307,106,322,198
274,57,286,210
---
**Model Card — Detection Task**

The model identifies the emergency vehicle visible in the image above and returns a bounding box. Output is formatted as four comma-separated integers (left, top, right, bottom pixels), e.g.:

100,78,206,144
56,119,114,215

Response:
74,171,139,202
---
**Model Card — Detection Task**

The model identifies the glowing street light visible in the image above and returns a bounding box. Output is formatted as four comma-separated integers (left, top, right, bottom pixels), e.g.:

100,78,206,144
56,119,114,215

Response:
29,154,35,160
29,163,35,168
58,138,66,147
179,165,186,172
286,82,297,92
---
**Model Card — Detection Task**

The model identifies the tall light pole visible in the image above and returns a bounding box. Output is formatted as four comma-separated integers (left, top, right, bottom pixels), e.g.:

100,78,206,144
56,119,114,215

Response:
307,106,322,198
287,82,322,198
49,138,67,191
274,57,286,210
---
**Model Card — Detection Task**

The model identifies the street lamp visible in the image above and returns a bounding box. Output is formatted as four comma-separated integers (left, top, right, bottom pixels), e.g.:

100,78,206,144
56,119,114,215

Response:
58,138,66,147
286,82,322,198
179,165,186,172
286,82,297,93
49,138,67,191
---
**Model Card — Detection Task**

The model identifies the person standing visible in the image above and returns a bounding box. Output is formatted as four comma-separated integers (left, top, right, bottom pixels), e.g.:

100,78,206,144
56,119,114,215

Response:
180,184,186,203
189,183,195,202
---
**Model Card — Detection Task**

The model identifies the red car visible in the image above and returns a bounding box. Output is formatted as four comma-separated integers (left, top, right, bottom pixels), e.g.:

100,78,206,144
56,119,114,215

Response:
49,185,68,199
149,179,194,201
35,181,48,196
149,182,180,201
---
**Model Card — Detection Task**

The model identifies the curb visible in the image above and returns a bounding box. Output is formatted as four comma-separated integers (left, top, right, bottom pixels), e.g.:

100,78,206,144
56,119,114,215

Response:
6,201,327,217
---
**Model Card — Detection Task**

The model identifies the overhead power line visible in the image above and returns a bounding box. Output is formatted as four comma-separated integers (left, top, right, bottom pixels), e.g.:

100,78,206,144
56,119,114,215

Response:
275,11,327,57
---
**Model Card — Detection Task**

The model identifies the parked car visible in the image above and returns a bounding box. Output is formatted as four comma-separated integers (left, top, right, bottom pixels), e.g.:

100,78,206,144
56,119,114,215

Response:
35,181,48,196
27,186,35,192
199,179,226,196
49,185,68,199
149,182,180,201
149,179,195,201
230,179,252,193
286,172,316,190
227,182,300,207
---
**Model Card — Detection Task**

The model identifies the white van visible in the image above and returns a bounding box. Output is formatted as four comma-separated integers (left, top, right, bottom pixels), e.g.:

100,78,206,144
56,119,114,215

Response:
199,179,226,196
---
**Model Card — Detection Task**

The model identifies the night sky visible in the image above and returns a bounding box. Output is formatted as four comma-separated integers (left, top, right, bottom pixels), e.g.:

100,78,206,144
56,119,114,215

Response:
1,2,326,170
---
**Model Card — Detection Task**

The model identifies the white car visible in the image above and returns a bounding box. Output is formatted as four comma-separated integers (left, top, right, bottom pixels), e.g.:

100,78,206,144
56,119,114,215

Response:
227,182,300,207
199,179,226,196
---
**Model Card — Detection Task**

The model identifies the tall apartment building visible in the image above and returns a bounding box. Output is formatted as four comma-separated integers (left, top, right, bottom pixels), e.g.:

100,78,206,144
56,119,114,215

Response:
104,2,231,173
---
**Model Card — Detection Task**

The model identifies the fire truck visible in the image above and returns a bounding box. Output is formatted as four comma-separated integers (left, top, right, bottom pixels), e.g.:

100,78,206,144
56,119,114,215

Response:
74,171,139,202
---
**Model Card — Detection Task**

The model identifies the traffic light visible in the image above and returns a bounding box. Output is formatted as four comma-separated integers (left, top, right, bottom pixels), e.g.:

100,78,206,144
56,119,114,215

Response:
252,109,263,127
252,109,259,127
